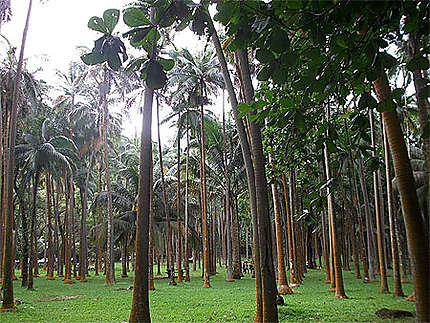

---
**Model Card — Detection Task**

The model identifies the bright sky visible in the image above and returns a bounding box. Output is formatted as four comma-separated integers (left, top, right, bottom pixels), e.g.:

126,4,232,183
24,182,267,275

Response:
1,0,220,143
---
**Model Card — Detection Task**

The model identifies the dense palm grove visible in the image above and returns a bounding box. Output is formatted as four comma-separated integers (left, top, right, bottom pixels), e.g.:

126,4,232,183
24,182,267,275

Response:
0,0,429,322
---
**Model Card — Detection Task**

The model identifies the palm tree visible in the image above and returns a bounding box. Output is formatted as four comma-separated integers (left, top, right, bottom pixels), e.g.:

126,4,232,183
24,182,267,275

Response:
1,0,32,309
0,0,11,32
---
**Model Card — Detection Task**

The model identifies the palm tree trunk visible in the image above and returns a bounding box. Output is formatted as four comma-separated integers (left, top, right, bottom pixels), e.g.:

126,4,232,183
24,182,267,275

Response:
369,110,389,293
156,96,176,286
184,113,190,282
20,194,29,287
63,175,75,284
46,173,54,280
176,111,183,283
324,104,347,299
373,73,429,322
199,85,211,289
383,120,404,297
96,164,102,275
223,95,234,283
149,153,155,290
1,0,32,310
357,157,377,281
129,83,153,323
210,25,263,320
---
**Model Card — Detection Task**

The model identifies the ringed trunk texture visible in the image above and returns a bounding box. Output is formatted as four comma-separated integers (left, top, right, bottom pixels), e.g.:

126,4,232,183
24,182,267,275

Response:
373,74,429,322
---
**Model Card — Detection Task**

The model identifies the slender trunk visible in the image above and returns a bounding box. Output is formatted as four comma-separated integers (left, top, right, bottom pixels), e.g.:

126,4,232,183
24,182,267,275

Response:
27,171,39,290
373,74,429,321
46,173,54,280
369,110,389,293
20,196,29,287
199,85,211,289
223,96,234,282
96,164,102,275
63,176,75,284
231,203,241,279
156,96,176,286
129,80,153,322
383,120,404,297
176,111,182,283
184,114,190,282
357,158,377,281
149,153,155,290
324,104,347,299
237,49,278,322
271,181,292,294
1,0,32,310
210,24,263,320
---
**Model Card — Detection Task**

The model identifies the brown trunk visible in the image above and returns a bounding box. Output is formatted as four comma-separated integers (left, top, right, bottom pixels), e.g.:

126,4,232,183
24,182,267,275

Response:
1,0,33,310
369,110,389,293
129,78,153,322
176,111,183,283
149,153,155,290
210,24,263,320
46,173,54,280
183,114,190,282
156,96,176,286
383,120,405,297
271,180,292,294
373,74,429,321
324,104,347,299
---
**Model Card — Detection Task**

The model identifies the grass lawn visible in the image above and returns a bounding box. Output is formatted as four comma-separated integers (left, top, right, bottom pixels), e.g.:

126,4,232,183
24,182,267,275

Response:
1,264,415,322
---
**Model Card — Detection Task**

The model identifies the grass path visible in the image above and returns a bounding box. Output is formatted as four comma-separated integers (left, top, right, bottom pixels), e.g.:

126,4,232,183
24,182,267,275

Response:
1,265,415,322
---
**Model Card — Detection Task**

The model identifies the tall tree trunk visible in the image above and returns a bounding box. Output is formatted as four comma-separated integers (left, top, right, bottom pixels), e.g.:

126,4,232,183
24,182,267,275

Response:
223,95,234,283
373,74,429,322
199,85,211,289
383,120,404,297
324,104,347,299
46,173,54,280
63,176,75,284
156,96,176,286
176,111,183,283
129,82,153,322
210,24,263,320
96,164,102,275
271,181,292,295
20,195,29,287
149,152,155,290
357,158,377,281
231,204,241,279
184,113,190,282
27,171,39,290
237,49,278,322
101,68,115,285
1,0,32,310
369,110,389,293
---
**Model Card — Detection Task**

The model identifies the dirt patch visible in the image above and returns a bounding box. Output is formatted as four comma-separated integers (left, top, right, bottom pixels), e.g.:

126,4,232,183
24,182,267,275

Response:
36,295,85,302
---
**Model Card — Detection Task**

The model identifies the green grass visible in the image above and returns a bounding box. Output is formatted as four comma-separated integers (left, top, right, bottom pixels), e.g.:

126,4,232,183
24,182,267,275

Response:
1,264,415,322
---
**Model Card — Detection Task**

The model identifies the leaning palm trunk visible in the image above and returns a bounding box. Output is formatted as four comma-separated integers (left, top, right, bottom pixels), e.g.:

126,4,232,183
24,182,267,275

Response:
237,49,278,322
1,0,32,310
209,22,263,320
129,84,153,323
373,73,429,322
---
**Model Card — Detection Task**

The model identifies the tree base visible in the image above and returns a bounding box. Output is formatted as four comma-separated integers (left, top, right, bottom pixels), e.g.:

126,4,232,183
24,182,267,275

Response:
278,284,293,295
379,289,390,294
63,279,75,284
324,279,331,284
121,275,128,278
334,294,348,299
225,278,235,282
202,282,212,288
46,276,55,280
168,281,177,286
406,294,415,302
78,279,88,283
354,274,361,279
0,305,16,312
328,287,336,292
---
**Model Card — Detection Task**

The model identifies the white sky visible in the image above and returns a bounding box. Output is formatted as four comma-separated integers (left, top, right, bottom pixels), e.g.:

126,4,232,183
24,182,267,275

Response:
1,0,222,144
